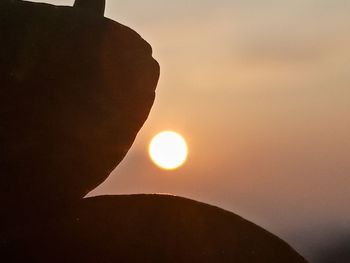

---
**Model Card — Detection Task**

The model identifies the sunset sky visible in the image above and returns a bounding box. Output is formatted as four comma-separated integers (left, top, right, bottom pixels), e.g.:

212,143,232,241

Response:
32,0,350,261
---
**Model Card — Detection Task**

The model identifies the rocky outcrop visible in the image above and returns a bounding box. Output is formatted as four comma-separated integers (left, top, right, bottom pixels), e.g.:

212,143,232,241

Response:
4,195,308,262
0,0,159,220
0,1,308,262
73,0,106,16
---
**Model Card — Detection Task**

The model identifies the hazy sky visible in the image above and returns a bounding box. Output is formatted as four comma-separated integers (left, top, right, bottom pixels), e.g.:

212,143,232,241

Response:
31,1,350,261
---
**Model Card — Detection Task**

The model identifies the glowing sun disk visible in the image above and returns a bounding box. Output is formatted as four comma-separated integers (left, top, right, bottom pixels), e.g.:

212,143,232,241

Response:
149,131,188,170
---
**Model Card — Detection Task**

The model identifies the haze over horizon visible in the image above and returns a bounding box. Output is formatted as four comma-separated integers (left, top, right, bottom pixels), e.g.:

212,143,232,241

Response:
31,1,350,261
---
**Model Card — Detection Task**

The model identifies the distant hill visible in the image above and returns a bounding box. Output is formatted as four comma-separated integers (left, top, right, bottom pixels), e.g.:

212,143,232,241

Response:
316,235,350,263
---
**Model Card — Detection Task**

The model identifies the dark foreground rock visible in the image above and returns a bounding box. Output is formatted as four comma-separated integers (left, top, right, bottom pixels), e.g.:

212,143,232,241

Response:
3,195,308,262
0,1,309,262
0,0,159,220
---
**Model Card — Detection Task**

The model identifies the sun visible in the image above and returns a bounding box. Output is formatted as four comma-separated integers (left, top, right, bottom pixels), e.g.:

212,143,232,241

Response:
149,131,188,170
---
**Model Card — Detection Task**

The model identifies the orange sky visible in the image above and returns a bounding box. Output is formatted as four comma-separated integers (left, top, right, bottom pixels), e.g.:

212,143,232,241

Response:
32,1,350,260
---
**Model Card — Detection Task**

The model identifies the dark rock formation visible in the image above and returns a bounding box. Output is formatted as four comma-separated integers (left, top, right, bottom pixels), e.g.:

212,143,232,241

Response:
0,0,159,221
0,1,309,262
4,195,308,262
74,0,106,16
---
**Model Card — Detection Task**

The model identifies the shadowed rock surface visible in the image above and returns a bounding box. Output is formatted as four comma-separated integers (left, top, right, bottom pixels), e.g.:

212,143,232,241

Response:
74,0,106,16
0,0,159,222
0,1,309,262
4,194,308,263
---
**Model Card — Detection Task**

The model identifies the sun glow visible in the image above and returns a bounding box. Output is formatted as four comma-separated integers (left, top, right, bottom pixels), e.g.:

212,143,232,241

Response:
149,131,188,170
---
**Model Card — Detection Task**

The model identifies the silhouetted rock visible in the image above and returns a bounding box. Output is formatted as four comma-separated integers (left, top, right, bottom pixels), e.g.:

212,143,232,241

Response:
0,0,159,223
0,1,309,262
4,195,308,262
74,0,106,16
